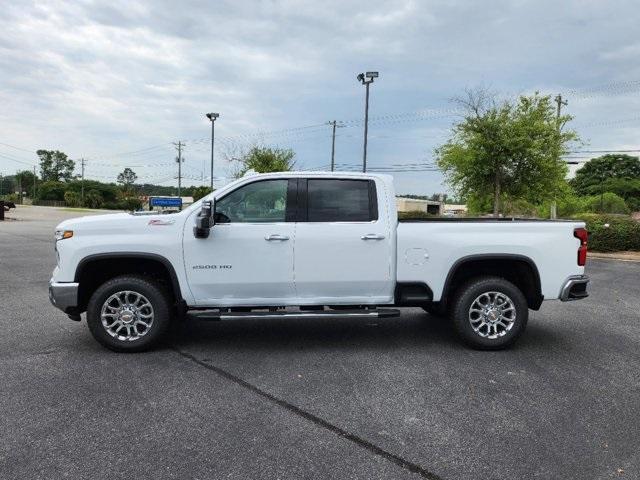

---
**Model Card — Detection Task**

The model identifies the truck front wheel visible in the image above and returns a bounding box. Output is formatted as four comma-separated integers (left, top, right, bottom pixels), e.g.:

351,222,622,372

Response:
86,275,172,352
451,276,528,350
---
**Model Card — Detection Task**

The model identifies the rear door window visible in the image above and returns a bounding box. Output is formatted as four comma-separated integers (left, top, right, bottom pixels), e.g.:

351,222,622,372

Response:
306,179,377,222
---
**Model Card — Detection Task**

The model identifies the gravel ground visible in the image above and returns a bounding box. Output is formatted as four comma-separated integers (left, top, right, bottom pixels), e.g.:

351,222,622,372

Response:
1,205,638,480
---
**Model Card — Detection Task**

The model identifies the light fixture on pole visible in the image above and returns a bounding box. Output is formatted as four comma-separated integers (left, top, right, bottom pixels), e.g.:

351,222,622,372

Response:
205,112,220,189
356,71,378,173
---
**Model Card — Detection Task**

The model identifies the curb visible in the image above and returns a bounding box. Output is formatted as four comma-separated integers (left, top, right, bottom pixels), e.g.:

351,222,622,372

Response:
589,253,640,263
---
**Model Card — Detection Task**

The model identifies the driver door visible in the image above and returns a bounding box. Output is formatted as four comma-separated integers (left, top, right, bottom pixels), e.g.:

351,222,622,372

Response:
183,178,296,306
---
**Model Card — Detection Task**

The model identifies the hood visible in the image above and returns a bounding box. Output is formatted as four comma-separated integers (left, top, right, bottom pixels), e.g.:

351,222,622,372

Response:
55,212,180,233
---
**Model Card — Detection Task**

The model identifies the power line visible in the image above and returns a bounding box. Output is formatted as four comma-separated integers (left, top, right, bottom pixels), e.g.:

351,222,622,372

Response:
0,152,36,167
0,142,36,154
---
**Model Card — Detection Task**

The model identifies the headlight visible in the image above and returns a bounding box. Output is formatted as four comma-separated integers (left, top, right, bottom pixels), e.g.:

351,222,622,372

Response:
55,230,73,241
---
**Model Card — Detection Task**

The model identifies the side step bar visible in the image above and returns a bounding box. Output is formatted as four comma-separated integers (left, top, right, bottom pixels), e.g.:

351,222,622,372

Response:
189,308,401,321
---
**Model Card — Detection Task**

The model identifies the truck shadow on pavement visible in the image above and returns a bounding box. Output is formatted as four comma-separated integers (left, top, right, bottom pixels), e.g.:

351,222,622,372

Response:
164,311,565,354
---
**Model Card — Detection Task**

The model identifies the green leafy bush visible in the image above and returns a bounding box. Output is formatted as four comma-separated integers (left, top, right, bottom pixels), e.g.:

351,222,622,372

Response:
84,190,104,209
574,213,640,252
119,197,143,211
38,181,66,201
583,192,629,214
63,191,81,207
398,210,436,220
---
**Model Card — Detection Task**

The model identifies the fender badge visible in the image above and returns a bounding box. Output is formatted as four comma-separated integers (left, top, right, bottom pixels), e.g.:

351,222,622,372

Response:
148,219,175,226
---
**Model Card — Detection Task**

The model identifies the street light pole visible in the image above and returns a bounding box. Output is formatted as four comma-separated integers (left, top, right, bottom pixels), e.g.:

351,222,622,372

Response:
205,113,220,190
357,72,378,173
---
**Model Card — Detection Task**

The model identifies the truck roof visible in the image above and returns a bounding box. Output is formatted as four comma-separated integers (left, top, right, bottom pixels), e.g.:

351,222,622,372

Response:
241,170,393,180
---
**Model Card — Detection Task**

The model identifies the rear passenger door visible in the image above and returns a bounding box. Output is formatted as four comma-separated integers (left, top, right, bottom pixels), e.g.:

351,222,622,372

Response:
293,178,394,304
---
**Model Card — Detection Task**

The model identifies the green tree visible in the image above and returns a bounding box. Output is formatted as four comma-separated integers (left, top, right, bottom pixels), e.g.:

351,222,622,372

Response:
233,146,295,178
436,90,578,216
571,155,640,211
572,154,640,194
38,150,75,182
14,170,38,198
38,181,66,201
117,168,138,188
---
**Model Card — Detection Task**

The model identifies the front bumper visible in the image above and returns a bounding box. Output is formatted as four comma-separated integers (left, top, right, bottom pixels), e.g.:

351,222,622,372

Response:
559,275,590,301
49,280,79,313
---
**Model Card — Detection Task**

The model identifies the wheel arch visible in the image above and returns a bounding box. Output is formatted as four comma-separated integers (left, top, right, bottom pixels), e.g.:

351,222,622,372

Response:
441,254,543,310
74,253,184,313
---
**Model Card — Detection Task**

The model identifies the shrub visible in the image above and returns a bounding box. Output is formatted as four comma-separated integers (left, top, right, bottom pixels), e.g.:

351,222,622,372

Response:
119,197,143,211
38,181,66,201
557,195,588,217
84,190,104,209
501,198,538,217
398,210,436,220
573,213,640,252
583,192,630,214
63,191,81,207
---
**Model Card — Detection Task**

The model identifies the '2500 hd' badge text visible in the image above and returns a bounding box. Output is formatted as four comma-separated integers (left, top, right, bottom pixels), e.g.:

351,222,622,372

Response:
192,265,232,270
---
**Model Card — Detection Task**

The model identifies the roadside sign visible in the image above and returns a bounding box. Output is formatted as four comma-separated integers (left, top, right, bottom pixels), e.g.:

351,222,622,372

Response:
149,197,182,208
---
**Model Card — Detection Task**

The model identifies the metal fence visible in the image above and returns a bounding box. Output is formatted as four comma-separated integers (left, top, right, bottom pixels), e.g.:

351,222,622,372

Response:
33,200,66,207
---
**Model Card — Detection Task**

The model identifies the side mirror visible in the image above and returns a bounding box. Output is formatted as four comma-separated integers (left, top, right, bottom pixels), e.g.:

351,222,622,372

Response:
193,200,214,238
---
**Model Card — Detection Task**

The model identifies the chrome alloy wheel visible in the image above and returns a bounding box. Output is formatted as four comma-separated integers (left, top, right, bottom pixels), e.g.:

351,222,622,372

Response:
100,290,154,341
468,291,516,339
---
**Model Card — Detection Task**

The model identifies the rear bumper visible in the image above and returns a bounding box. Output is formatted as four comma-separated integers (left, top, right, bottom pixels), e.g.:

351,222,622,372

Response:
559,275,590,301
49,280,79,313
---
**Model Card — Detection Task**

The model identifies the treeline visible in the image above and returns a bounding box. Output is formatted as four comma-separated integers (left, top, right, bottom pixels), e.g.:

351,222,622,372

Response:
1,176,213,210
0,150,213,210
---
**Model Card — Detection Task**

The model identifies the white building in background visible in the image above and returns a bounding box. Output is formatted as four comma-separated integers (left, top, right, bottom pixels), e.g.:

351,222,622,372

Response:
396,197,443,215
443,204,468,216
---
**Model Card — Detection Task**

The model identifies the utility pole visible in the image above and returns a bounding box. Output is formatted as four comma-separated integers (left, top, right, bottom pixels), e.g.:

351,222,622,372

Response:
327,120,343,171
80,158,86,206
357,72,379,172
33,165,37,202
551,94,568,219
554,94,567,121
174,141,184,202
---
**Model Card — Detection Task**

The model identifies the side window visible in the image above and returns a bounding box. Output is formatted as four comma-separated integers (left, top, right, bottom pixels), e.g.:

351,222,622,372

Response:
215,180,288,223
307,179,376,222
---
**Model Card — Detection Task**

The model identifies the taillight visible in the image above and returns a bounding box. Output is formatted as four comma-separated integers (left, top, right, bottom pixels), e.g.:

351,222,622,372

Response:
574,228,588,266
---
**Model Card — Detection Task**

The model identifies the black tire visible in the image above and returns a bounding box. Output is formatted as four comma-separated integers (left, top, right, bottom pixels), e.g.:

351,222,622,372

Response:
86,275,172,352
450,276,528,350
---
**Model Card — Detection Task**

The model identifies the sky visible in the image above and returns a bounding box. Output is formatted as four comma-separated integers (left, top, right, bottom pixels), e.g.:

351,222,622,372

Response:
1,0,640,195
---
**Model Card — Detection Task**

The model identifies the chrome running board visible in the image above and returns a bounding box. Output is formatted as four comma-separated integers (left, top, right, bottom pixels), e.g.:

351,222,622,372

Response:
189,308,401,321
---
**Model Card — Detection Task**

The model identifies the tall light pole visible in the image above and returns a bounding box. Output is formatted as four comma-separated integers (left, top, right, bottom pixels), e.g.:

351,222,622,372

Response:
356,71,378,173
205,112,220,190
551,94,568,219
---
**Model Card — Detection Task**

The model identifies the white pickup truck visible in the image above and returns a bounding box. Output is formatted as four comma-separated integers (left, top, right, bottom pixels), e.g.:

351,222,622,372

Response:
49,172,589,352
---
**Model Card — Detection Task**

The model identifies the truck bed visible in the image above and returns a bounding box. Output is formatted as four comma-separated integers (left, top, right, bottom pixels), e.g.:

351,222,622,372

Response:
398,217,575,222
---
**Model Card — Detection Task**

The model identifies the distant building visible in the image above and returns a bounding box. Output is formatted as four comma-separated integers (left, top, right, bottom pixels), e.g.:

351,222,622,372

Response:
443,204,468,216
396,197,442,215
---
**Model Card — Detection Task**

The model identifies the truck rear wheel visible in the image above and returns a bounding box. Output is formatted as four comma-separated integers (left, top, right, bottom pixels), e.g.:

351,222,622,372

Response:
451,276,528,350
86,275,171,352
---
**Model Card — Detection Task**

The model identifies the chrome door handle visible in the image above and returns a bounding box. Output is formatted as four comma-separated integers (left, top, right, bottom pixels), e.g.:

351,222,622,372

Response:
265,234,290,241
361,234,385,240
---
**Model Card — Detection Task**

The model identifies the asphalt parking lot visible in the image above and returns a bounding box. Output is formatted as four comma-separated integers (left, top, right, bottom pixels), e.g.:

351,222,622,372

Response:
1,206,639,480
